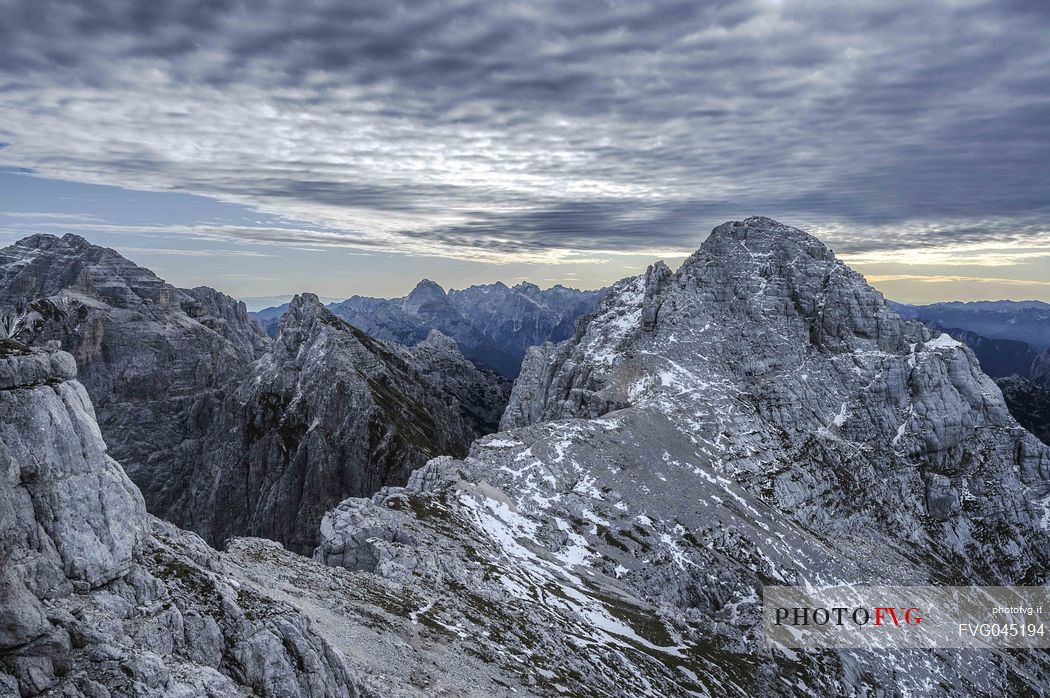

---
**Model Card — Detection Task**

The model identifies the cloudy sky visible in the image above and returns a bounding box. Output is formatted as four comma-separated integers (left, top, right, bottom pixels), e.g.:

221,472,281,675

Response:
1,0,1048,306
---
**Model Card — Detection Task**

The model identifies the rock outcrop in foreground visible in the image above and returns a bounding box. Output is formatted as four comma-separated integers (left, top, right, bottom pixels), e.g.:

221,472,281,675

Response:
0,341,357,696
316,218,1050,695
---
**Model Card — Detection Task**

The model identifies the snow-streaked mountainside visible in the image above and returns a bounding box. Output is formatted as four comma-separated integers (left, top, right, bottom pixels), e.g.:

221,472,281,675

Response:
317,217,1050,695
888,302,1050,448
254,279,606,377
0,235,509,554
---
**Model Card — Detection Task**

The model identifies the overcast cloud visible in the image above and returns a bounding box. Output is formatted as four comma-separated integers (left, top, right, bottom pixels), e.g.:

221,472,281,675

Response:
0,0,1048,283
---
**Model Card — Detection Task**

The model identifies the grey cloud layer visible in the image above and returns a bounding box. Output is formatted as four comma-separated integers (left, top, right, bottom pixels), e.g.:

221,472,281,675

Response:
0,0,1048,260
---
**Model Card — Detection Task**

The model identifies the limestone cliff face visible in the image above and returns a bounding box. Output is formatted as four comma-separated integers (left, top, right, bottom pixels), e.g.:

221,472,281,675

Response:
0,236,507,554
0,234,269,524
405,329,511,434
0,341,357,697
317,218,1050,696
166,294,488,553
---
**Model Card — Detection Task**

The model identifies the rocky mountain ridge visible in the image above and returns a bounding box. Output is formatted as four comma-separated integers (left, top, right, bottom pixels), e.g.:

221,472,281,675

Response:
0,233,269,526
167,293,502,553
0,236,508,555
316,217,1050,694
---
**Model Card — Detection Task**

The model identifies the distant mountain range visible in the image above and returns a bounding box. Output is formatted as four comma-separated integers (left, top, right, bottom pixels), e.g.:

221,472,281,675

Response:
251,280,606,377
890,299,1050,353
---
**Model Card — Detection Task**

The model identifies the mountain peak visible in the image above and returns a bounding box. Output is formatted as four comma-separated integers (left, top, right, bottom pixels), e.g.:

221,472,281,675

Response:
278,292,385,358
418,328,461,354
706,216,828,247
322,218,1050,695
289,291,323,309
59,232,93,248
10,232,60,249
280,293,335,337
408,278,446,299
404,278,448,314
695,216,836,273
0,232,174,309
12,232,98,254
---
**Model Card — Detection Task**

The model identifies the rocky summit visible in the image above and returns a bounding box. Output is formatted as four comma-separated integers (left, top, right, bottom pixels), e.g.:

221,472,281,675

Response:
316,218,1050,695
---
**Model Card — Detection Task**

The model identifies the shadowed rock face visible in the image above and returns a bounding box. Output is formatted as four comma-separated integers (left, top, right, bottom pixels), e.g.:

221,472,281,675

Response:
0,343,358,696
1034,347,1050,385
0,237,509,554
407,328,512,434
0,233,269,523
998,348,1050,447
446,281,608,371
998,376,1050,447
316,218,1050,695
160,294,501,553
